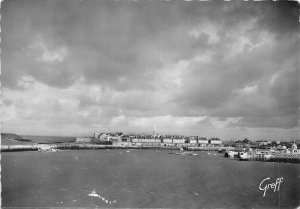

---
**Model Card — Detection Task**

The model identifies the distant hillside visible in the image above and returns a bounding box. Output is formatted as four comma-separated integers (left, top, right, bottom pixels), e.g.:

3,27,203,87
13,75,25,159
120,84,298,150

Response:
1,133,23,141
1,133,36,145
21,135,76,143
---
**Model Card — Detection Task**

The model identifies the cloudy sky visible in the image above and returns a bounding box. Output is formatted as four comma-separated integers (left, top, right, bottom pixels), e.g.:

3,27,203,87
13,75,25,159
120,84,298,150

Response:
2,0,299,140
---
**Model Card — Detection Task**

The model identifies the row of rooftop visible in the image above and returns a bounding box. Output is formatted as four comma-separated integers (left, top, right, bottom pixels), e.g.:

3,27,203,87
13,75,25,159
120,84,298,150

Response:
75,132,223,145
94,132,221,140
225,138,299,150
75,132,299,149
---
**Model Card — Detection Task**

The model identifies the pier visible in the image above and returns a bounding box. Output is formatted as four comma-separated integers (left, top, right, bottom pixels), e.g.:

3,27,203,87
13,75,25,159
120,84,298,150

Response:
1,145,39,152
1,143,182,152
223,149,300,164
247,153,300,164
186,146,229,151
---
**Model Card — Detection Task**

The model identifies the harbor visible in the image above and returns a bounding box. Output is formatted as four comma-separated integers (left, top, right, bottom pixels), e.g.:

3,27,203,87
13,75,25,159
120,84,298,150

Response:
2,132,299,163
2,143,299,164
1,132,299,208
2,1,299,208
222,147,300,164
2,148,299,208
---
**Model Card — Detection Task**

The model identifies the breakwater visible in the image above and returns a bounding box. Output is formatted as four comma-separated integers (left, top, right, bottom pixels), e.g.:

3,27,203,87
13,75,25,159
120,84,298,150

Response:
186,146,229,151
1,145,39,152
251,153,300,164
266,156,300,164
1,143,182,152
229,151,300,164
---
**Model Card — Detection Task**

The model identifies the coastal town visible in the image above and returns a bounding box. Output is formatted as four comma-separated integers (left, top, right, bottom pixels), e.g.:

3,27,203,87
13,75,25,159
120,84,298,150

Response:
76,132,223,147
76,131,300,163
77,132,298,150
2,131,300,163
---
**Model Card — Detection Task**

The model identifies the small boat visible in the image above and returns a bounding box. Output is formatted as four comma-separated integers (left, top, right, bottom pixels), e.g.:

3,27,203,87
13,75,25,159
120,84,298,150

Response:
192,153,199,156
239,152,249,161
88,191,99,197
227,150,238,158
38,146,57,152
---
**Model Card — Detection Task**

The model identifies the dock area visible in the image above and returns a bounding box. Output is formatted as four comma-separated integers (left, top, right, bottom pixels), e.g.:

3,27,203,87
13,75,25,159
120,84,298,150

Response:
224,149,300,164
248,152,300,163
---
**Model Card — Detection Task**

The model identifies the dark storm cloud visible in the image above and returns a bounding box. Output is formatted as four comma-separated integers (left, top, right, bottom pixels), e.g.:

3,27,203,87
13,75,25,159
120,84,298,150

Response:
270,65,299,112
3,0,297,89
227,114,298,129
2,0,201,89
197,117,214,129
173,33,298,110
2,0,299,133
3,99,13,106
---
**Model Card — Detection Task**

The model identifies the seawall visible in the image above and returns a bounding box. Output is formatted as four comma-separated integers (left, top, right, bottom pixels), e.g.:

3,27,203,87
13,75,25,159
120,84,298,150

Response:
245,153,300,164
186,146,229,151
1,143,184,152
1,145,39,152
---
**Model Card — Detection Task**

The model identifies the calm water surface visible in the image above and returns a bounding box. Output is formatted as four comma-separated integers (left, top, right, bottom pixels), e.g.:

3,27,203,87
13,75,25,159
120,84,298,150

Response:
2,150,299,208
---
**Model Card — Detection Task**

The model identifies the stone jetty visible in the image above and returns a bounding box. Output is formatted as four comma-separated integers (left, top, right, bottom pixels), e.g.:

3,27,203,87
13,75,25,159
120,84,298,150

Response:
1,143,181,152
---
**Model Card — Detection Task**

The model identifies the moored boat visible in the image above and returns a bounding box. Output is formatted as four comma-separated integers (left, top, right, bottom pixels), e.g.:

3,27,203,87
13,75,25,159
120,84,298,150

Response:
239,152,249,161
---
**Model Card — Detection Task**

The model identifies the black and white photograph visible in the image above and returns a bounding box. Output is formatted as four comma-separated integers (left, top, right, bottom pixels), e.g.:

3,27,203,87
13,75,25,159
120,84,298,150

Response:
1,0,299,208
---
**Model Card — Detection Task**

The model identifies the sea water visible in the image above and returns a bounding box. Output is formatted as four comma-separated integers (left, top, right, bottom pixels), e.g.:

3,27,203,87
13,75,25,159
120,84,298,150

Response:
2,150,299,208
